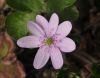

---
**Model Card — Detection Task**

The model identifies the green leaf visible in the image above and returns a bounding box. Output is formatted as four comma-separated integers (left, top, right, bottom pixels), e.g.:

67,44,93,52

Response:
46,0,76,13
6,12,36,39
60,6,79,21
68,72,80,78
57,65,80,78
0,43,8,59
57,65,69,78
91,63,100,78
7,0,44,12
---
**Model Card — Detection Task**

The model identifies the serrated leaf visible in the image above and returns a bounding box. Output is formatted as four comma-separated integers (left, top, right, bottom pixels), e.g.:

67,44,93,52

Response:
7,0,44,12
6,12,36,39
46,0,76,13
0,43,8,59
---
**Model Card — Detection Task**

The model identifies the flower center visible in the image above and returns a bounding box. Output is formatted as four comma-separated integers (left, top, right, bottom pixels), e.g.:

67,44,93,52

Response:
46,38,53,46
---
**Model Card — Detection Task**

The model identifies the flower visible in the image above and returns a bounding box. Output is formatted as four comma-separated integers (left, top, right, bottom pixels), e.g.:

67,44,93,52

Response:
17,13,76,69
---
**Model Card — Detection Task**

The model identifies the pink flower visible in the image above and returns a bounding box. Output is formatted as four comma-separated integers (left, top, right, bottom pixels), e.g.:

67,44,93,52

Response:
17,13,76,69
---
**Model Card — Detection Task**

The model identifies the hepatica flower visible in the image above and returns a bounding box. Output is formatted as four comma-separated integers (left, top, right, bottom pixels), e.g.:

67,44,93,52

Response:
17,13,76,69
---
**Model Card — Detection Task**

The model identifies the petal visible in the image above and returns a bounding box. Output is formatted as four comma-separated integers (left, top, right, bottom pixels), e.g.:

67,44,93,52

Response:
50,46,63,69
33,46,50,69
28,21,44,36
56,21,72,39
48,13,59,36
36,15,48,32
58,37,76,52
17,36,40,48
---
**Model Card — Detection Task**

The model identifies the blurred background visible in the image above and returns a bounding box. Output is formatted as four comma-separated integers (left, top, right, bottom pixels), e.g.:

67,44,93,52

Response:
0,0,100,78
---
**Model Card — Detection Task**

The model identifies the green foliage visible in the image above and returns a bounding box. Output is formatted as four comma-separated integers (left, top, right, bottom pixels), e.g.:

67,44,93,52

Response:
6,12,36,39
6,0,79,39
60,6,79,21
46,0,76,12
57,65,80,78
57,65,69,78
46,0,79,21
6,0,45,39
91,63,100,78
7,0,45,12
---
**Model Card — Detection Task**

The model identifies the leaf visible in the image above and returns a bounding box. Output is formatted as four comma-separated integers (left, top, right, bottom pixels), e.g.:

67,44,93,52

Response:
60,6,79,21
0,42,8,59
6,12,36,39
7,0,44,12
57,65,69,78
91,63,100,78
46,0,76,13
57,65,80,78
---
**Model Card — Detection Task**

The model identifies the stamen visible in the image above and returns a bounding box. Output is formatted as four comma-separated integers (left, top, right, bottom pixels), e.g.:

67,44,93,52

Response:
46,38,53,46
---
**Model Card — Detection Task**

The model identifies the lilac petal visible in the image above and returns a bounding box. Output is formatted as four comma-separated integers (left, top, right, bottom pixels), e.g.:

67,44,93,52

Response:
48,13,59,36
33,46,50,69
17,36,40,48
36,15,48,32
58,37,76,52
28,21,44,36
50,46,63,69
56,21,72,39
